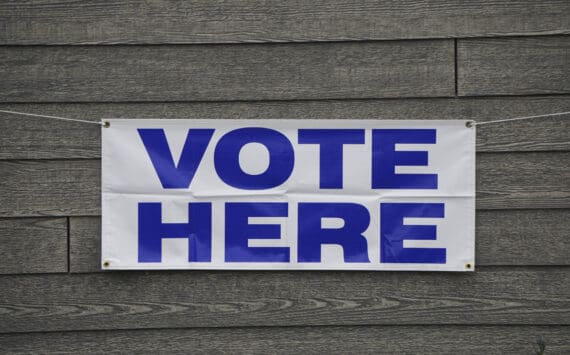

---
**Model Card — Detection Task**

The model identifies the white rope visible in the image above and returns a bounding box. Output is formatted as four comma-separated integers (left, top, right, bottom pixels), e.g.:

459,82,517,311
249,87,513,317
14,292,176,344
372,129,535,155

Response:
0,109,104,126
475,111,570,126
1,108,568,128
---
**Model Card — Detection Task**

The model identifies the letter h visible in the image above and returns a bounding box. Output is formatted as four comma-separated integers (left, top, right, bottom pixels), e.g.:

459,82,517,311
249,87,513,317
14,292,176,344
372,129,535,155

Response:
138,202,212,262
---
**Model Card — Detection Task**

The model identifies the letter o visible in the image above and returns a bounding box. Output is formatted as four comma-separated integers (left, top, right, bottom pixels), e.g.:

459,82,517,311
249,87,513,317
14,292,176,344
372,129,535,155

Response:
214,128,294,189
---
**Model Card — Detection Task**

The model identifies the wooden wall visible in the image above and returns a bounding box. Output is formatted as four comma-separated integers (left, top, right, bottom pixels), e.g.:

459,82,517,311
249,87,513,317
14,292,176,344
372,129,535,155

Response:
0,1,569,353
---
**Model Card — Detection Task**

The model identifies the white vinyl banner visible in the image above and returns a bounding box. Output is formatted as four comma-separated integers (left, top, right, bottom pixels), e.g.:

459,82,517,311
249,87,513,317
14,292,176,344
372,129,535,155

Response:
102,119,475,271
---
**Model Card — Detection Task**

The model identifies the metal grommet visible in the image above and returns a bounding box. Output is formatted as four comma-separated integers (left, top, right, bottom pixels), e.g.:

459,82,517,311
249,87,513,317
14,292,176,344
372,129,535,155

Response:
103,121,110,128
465,121,474,128
466,263,473,269
103,260,110,268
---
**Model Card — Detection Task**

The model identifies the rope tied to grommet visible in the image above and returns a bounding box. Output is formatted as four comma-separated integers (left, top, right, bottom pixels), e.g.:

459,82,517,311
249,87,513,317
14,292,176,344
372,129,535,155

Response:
473,111,570,126
0,109,105,126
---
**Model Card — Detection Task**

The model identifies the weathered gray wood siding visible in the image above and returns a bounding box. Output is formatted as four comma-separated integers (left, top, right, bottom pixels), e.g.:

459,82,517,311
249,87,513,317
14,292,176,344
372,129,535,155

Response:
0,1,568,353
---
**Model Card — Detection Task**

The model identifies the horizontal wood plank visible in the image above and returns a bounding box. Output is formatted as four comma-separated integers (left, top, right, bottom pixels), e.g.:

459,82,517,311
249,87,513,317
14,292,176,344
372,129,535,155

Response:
0,41,454,102
70,217,99,274
0,159,100,217
0,268,568,333
0,218,67,274
1,1,568,44
0,325,567,354
69,209,570,273
1,96,569,159
458,36,570,96
475,152,570,210
1,152,568,218
475,210,570,266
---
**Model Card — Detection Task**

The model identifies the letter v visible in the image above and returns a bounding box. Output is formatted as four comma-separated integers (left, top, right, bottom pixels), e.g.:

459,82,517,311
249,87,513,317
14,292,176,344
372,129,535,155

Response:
138,128,214,188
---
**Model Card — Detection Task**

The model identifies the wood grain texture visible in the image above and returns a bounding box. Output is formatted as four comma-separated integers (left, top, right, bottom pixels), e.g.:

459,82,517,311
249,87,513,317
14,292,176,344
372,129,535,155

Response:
0,160,100,217
475,210,570,266
1,268,568,333
458,36,570,96
0,326,567,354
1,152,568,218
0,0,568,44
69,209,570,273
0,218,67,274
0,41,454,102
476,152,570,210
69,217,100,273
1,96,569,159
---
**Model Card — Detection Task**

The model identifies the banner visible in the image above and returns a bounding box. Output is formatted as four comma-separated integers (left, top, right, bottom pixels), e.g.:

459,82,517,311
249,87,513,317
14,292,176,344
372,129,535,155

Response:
102,119,475,271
